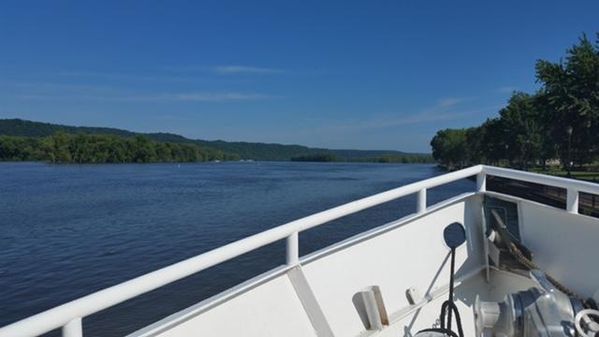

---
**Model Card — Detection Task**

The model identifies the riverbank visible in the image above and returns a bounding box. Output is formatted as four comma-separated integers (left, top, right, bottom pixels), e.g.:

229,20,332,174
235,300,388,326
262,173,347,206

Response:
530,168,599,182
0,119,433,164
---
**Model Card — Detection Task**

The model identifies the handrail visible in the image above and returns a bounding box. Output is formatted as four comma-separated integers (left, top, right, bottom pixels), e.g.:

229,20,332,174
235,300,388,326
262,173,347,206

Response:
482,166,599,213
0,165,483,337
1,165,597,337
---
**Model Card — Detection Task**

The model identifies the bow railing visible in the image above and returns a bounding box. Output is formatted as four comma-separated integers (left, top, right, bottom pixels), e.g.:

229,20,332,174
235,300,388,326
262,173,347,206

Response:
2,165,597,337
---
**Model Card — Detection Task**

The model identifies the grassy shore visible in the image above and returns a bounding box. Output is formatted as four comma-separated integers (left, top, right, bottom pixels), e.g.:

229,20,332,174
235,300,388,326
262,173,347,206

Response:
530,168,599,182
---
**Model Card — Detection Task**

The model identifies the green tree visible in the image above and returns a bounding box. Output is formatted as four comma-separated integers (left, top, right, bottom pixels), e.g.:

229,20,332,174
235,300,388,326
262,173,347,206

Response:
479,118,508,166
48,132,72,163
536,34,599,168
498,92,544,170
430,128,469,170
130,136,157,163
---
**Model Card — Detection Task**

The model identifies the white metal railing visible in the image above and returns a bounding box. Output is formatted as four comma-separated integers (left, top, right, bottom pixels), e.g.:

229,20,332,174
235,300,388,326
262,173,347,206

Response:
483,166,599,214
1,165,597,337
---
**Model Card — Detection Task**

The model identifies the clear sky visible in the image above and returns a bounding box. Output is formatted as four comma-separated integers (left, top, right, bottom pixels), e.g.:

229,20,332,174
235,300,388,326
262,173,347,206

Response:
1,1,598,152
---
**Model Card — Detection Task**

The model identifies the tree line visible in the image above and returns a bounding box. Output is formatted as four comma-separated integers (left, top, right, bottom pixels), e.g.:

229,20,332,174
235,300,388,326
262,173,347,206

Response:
0,133,238,163
431,33,599,171
0,132,434,164
291,153,338,162
290,153,434,163
0,119,433,163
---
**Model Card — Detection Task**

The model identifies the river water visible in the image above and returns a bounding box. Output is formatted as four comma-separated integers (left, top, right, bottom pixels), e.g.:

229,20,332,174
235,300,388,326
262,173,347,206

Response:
0,162,474,336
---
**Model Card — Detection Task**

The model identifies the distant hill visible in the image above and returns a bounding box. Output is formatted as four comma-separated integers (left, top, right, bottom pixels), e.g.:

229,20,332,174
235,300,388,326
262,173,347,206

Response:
0,118,432,162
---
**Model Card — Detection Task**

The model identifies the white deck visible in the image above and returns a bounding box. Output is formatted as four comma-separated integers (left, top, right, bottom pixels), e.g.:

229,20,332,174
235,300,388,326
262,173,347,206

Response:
130,192,598,337
131,194,484,337
2,165,598,337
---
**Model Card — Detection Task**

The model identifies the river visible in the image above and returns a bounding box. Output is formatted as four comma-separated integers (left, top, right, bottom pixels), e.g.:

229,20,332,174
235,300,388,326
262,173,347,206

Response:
0,162,474,336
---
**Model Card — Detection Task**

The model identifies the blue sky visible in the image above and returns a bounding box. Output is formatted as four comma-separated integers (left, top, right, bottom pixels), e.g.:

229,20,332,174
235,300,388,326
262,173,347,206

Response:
1,1,598,152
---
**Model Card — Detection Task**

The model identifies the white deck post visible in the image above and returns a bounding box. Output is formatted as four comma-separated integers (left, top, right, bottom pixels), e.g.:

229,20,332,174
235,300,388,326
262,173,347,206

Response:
286,232,299,265
566,188,579,214
62,317,82,337
416,189,427,214
476,172,486,192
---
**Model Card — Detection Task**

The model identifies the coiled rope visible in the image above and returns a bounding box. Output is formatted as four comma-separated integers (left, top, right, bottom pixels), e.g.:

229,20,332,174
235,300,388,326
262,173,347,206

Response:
490,209,593,309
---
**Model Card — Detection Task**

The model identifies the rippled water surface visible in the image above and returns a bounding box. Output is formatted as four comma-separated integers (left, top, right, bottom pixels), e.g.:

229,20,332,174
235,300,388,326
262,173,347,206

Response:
0,162,474,336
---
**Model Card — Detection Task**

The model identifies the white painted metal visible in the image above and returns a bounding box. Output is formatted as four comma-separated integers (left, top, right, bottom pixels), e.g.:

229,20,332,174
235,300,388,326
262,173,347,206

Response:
128,265,293,337
477,172,486,192
484,165,599,216
133,194,478,337
300,199,484,337
143,274,317,337
417,189,427,213
62,318,82,337
518,200,599,297
361,288,384,330
299,192,478,265
286,232,299,265
2,164,597,337
406,287,421,305
480,205,491,282
567,188,579,214
287,267,335,337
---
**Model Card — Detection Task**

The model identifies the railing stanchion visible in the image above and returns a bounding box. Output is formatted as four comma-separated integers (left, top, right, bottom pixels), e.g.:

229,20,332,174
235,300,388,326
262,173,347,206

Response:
286,232,299,266
417,189,427,214
62,317,82,337
567,188,579,214
476,172,486,192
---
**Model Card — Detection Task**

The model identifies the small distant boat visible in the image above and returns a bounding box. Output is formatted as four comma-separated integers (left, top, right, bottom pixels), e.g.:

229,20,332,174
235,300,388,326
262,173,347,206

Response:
2,165,598,337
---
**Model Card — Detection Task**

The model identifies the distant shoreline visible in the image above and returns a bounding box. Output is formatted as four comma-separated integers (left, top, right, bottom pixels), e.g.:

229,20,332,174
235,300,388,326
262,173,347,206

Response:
0,159,437,166
0,118,434,164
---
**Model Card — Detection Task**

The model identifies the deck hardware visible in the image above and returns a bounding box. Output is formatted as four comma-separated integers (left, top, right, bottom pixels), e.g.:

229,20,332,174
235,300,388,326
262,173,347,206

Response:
475,270,586,337
406,287,422,305
575,309,599,337
414,222,466,337
358,286,389,331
